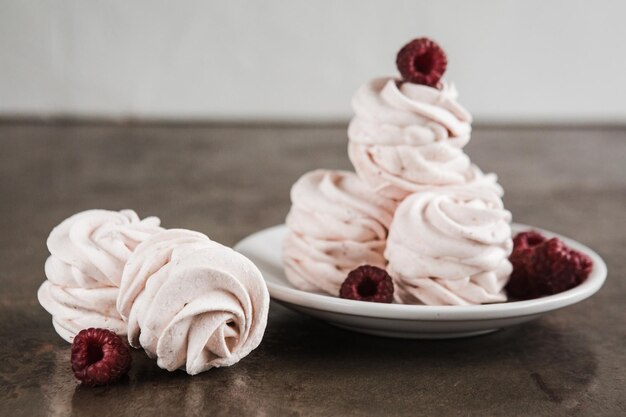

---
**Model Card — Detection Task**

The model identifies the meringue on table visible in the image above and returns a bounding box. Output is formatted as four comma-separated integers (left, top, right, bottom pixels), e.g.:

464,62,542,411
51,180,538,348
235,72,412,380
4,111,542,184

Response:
37,209,163,342
283,169,397,295
385,188,513,306
117,229,270,375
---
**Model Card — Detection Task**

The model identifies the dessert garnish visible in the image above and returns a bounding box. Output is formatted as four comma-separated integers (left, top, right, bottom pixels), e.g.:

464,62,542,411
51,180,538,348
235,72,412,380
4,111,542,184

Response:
339,265,394,303
506,231,593,300
71,328,131,386
396,37,447,87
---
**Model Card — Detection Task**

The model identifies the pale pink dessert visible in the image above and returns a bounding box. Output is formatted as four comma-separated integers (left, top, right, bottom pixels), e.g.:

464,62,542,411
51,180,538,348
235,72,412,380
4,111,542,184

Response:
385,188,513,305
283,170,397,295
348,77,502,201
281,38,513,306
117,229,269,375
37,209,163,342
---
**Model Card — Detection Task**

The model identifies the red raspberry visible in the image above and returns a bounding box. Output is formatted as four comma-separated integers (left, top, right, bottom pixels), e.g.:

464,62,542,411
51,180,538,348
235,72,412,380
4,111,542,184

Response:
509,231,546,274
531,238,593,294
513,230,547,249
396,38,448,87
71,328,131,386
340,265,394,303
506,232,593,300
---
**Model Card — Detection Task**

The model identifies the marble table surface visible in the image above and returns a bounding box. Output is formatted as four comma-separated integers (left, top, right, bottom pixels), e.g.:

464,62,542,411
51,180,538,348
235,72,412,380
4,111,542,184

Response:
0,121,624,416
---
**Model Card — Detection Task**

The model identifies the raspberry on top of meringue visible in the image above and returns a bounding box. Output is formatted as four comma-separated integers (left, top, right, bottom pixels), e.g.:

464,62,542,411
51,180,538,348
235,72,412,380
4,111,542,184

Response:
347,38,504,201
396,37,448,88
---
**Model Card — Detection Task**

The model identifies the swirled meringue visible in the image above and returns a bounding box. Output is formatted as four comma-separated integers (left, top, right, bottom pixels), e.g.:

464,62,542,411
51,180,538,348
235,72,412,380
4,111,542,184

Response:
348,77,501,199
283,170,397,295
385,189,513,305
37,209,163,342
117,229,270,375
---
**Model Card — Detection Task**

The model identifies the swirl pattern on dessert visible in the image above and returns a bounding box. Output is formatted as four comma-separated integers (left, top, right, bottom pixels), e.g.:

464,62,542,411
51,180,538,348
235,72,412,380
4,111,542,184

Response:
283,170,397,295
37,209,163,342
117,229,270,375
348,77,501,199
385,188,513,305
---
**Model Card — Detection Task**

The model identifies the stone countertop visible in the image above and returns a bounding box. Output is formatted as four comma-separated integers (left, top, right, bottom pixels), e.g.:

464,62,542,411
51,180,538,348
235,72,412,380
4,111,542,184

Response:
0,122,624,416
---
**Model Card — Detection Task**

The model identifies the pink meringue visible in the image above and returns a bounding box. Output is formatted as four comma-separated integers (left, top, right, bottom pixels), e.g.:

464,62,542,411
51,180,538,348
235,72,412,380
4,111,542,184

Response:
117,229,269,375
348,77,501,200
385,188,513,305
283,170,397,295
37,209,163,342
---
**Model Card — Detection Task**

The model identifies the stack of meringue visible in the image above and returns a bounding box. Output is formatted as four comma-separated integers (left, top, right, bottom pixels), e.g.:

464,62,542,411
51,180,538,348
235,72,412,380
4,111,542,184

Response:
283,38,513,306
38,209,269,375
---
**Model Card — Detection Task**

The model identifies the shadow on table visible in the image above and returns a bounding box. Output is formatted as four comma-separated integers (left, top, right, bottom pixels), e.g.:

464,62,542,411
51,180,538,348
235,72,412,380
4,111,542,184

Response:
250,302,598,414
31,301,598,417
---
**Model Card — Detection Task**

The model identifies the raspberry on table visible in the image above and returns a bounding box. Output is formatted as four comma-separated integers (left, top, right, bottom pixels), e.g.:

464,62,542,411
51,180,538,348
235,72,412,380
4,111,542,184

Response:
71,328,132,386
506,231,593,300
339,265,394,303
396,38,448,87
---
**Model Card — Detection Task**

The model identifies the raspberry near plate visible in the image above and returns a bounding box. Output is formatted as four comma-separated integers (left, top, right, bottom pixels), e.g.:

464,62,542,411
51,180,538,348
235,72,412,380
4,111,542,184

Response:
234,224,607,339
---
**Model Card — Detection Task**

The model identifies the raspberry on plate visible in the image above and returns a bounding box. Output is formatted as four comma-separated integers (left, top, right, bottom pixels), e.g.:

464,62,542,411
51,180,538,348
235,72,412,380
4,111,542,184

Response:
339,265,394,303
396,38,448,87
506,231,593,300
71,328,132,386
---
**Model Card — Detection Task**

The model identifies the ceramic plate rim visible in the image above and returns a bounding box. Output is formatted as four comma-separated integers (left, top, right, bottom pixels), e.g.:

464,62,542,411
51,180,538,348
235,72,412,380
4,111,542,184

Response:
234,224,607,321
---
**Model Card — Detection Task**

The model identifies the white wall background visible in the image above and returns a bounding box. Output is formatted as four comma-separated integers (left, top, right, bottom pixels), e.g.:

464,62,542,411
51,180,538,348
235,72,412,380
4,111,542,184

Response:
1,0,625,123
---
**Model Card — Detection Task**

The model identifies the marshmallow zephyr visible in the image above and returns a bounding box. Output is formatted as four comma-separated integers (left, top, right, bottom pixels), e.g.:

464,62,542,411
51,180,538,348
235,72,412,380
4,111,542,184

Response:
283,169,397,295
347,77,502,200
385,188,513,306
117,229,270,375
37,209,163,342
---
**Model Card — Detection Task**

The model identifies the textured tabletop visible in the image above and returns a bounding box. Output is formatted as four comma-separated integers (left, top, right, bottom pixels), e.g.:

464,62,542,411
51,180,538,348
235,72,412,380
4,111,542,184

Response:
0,122,625,416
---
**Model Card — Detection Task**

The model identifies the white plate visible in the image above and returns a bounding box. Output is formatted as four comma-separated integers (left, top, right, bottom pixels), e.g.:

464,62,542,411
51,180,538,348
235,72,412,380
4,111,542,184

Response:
234,224,607,339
